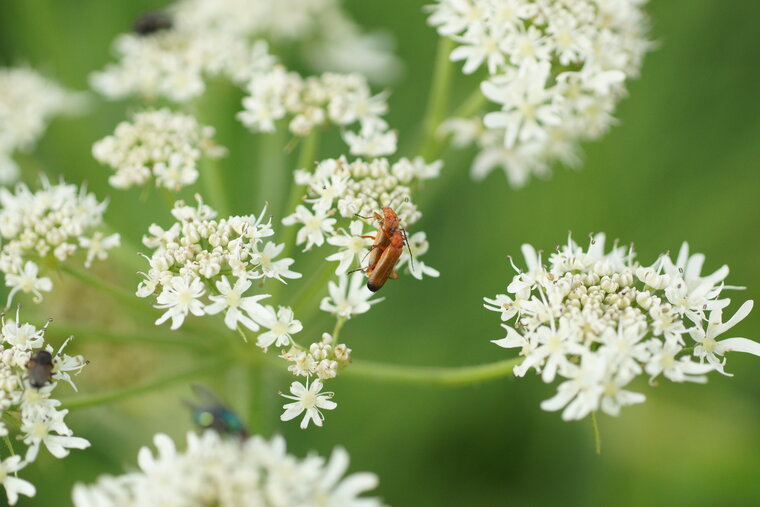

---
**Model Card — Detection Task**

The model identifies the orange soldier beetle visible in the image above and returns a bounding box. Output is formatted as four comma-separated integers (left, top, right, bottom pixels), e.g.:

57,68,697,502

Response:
353,204,414,292
356,206,400,271
366,228,406,292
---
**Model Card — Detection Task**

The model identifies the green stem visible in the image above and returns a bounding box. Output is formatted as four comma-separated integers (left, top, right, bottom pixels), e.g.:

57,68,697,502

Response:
270,130,320,305
592,411,602,455
257,128,287,214
159,187,178,216
333,316,347,342
51,322,211,352
59,263,150,316
289,261,335,324
278,130,319,251
101,221,145,273
343,357,520,387
418,36,455,160
201,156,230,217
452,86,489,119
61,359,227,410
2,435,14,458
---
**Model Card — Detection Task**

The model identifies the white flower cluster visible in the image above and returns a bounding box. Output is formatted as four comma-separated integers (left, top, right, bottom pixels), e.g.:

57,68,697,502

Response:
0,178,120,306
0,67,86,184
0,310,89,506
286,156,441,284
174,0,401,84
282,332,352,382
486,234,758,421
92,108,226,191
138,196,301,331
238,68,396,156
277,333,350,430
429,0,651,186
72,430,384,506
92,0,400,102
91,15,275,102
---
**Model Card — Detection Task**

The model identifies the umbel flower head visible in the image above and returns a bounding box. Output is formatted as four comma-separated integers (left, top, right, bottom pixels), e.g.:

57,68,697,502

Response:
170,0,401,84
91,0,400,102
0,309,90,505
429,0,652,186
485,234,758,421
0,177,120,306
72,430,384,506
238,67,396,156
90,13,276,102
0,66,87,184
286,156,441,284
92,108,226,191
138,195,300,331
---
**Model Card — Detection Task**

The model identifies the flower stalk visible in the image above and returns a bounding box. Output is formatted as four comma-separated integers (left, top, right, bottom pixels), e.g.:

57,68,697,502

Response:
418,36,455,160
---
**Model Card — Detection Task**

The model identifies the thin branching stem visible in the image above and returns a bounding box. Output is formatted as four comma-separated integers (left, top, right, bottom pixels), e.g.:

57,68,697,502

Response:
59,263,151,316
342,357,520,387
418,37,455,160
61,359,227,410
592,411,602,454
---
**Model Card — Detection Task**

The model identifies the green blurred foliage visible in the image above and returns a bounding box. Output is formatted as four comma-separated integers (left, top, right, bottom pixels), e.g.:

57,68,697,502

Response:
1,0,760,506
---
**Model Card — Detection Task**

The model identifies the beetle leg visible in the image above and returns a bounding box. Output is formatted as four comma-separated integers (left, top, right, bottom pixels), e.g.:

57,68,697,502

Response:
389,270,398,280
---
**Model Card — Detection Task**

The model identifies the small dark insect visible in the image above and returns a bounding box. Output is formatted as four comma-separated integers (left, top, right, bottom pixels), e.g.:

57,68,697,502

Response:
27,350,54,388
133,11,173,36
185,385,248,439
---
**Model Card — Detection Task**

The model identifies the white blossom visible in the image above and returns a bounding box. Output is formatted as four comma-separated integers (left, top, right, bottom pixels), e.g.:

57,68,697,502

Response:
0,457,35,505
0,177,118,305
280,378,337,429
486,234,755,421
204,276,270,332
93,109,225,191
0,311,88,504
282,205,336,251
321,273,383,319
288,156,440,283
72,430,384,506
326,220,372,275
430,0,652,185
281,333,352,381
0,67,86,185
139,197,297,331
255,306,302,350
238,67,396,146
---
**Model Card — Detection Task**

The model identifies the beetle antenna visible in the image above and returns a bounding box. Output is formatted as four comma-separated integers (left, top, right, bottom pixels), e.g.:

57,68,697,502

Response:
402,228,415,274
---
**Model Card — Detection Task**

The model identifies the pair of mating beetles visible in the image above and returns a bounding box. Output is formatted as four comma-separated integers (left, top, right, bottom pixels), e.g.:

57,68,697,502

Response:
354,206,413,292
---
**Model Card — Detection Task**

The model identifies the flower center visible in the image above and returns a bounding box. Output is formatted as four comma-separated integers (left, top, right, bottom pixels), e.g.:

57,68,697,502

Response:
300,391,316,409
226,291,241,308
273,322,288,337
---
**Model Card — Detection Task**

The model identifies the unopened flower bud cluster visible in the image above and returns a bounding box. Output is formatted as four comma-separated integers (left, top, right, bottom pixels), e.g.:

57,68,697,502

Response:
0,311,89,505
72,431,383,506
0,178,120,306
282,332,352,381
138,196,301,330
0,67,86,185
238,67,397,156
93,108,226,191
486,234,758,421
429,0,651,186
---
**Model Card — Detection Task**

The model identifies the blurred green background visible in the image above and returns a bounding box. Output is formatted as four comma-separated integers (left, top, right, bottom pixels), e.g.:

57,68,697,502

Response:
2,0,760,505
